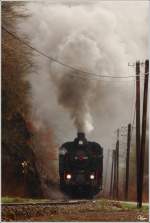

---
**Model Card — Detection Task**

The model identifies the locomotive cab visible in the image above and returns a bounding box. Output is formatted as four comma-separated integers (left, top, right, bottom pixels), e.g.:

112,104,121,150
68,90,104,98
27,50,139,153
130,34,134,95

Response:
59,132,103,198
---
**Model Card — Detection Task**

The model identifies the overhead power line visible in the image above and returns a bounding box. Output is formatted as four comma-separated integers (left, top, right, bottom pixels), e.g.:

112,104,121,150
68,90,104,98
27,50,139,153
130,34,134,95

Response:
2,42,141,84
2,26,148,80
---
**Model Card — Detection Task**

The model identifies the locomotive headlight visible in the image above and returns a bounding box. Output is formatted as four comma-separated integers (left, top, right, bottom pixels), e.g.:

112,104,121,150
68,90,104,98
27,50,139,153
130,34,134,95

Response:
90,174,95,180
79,140,83,145
66,174,72,179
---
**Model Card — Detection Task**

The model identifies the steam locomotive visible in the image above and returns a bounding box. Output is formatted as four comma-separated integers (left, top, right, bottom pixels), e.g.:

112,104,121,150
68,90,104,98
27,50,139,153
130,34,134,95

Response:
59,132,103,198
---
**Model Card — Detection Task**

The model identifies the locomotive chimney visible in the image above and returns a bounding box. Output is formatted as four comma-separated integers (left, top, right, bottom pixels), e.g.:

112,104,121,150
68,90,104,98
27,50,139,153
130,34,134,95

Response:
77,132,85,139
74,132,87,144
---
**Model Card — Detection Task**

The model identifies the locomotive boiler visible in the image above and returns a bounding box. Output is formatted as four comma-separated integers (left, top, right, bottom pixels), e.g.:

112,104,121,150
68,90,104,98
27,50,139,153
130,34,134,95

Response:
59,132,103,198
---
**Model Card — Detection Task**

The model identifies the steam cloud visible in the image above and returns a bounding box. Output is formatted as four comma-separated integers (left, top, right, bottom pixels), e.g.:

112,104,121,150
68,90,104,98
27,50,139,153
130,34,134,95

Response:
14,1,148,196
15,1,148,139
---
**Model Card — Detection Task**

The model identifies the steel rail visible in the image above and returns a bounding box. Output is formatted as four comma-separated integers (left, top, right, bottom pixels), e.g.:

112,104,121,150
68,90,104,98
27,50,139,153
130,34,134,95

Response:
2,200,89,206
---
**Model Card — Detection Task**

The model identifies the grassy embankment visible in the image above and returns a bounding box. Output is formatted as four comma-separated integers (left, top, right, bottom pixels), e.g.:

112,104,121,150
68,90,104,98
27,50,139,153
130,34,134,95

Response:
2,197,149,211
1,196,49,204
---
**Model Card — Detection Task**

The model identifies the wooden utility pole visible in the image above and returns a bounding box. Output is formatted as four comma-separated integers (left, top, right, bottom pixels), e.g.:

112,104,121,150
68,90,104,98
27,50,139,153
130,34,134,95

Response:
104,149,110,196
113,150,117,199
125,123,131,200
139,59,149,208
136,61,141,208
110,150,115,198
116,129,119,199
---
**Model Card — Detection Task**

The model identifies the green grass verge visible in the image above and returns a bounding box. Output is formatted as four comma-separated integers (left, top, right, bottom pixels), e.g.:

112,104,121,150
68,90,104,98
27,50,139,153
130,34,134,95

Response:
120,202,149,211
95,199,149,212
1,196,49,204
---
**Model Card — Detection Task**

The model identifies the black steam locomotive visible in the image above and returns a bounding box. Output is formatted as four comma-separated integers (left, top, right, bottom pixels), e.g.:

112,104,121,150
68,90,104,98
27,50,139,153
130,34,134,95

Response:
59,133,103,198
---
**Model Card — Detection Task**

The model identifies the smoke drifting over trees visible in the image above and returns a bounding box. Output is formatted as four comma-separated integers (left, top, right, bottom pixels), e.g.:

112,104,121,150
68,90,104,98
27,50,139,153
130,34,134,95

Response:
2,2,43,197
15,1,148,147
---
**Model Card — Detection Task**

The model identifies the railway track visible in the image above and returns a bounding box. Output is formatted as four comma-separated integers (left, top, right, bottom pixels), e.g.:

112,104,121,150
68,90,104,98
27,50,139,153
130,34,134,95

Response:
2,199,148,207
2,199,90,206
2,199,148,222
2,199,92,221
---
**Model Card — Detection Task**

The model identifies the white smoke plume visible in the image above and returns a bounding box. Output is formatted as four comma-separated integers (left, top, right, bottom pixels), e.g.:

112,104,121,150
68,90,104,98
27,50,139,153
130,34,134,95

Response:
15,1,148,143
13,1,148,196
